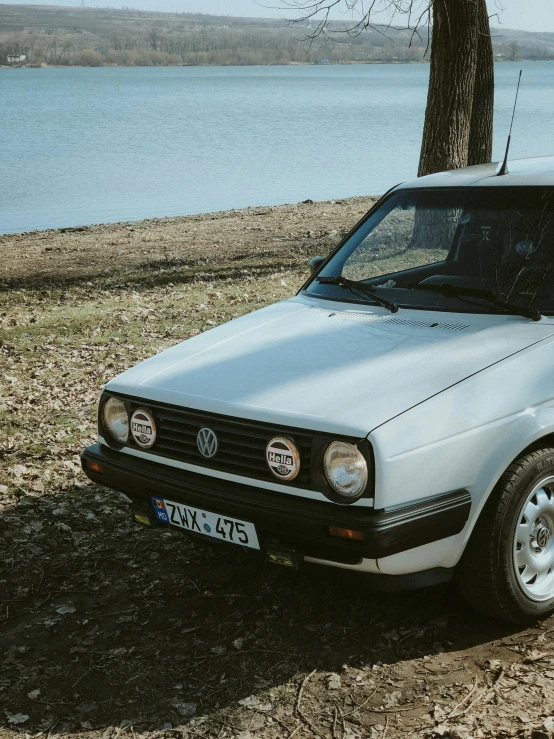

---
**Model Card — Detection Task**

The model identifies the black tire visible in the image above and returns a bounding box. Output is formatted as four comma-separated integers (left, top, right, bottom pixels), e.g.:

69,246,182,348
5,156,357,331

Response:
457,447,554,625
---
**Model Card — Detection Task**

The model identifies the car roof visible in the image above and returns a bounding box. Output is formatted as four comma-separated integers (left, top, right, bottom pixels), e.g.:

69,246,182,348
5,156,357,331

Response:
396,155,554,190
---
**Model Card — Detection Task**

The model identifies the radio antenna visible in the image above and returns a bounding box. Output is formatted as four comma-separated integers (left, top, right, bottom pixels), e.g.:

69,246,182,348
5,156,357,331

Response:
497,69,522,176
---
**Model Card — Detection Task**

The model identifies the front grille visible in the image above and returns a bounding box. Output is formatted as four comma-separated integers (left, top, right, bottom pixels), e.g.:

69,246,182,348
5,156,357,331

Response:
126,398,313,487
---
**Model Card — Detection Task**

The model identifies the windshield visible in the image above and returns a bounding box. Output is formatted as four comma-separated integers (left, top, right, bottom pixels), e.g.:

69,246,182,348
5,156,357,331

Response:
304,187,554,315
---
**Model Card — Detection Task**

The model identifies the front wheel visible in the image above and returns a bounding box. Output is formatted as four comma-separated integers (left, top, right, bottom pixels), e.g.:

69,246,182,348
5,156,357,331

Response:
458,448,554,625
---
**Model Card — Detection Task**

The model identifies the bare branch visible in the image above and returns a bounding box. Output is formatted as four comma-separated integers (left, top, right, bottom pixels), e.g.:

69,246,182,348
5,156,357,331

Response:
266,0,432,54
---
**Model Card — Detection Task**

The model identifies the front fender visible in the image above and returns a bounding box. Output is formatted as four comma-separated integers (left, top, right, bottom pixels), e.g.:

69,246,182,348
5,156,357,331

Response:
369,332,554,572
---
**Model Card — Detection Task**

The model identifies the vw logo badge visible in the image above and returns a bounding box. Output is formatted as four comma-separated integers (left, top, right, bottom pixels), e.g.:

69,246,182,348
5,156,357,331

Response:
537,526,552,549
197,427,218,459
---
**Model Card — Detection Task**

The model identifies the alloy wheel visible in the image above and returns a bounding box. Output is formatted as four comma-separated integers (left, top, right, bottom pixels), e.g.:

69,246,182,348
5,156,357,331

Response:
513,476,554,602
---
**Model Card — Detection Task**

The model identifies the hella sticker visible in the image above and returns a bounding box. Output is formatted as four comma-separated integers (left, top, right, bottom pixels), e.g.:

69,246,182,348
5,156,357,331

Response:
266,437,300,481
130,409,156,449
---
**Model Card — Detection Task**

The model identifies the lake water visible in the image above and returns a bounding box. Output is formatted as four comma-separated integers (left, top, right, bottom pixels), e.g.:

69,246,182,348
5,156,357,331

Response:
2,62,554,234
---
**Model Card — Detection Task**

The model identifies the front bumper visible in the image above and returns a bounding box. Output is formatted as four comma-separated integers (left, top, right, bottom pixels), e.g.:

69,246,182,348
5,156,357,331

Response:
81,444,471,566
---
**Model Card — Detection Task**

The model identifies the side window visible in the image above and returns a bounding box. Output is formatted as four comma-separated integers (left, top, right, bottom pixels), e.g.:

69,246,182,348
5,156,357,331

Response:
342,203,456,282
342,204,416,281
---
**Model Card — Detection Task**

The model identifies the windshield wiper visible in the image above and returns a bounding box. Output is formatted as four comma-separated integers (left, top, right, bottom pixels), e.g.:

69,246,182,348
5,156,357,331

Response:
407,282,541,321
316,276,399,313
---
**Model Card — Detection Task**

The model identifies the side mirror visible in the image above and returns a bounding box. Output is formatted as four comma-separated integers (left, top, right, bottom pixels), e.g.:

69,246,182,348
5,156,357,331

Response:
309,256,325,275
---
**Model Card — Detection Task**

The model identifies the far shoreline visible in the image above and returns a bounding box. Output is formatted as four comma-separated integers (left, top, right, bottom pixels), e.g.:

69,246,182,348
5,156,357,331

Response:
1,60,430,70
4,58,545,71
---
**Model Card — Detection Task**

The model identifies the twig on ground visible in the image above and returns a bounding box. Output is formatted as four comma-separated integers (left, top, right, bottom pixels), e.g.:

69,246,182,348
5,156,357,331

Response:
124,671,146,684
338,705,347,735
253,708,293,734
455,689,495,718
295,669,316,716
295,669,323,735
365,703,427,714
265,658,289,676
447,678,479,718
333,705,339,739
0,593,55,623
93,606,136,617
186,575,201,592
210,717,243,734
345,686,378,716
72,664,97,688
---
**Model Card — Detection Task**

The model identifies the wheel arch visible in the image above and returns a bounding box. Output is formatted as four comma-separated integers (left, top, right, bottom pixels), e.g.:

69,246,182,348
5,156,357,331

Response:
462,428,554,550
515,433,554,459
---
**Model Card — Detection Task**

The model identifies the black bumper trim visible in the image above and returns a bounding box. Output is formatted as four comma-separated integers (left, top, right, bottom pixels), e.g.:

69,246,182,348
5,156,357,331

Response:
362,567,455,591
81,444,471,561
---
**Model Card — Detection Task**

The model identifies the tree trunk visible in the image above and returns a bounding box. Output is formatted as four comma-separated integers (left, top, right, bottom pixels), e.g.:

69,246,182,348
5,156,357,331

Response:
418,0,479,176
467,0,494,166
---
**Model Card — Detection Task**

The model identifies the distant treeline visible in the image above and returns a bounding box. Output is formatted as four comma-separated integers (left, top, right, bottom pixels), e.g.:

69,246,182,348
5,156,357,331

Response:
1,26,428,67
1,5,553,67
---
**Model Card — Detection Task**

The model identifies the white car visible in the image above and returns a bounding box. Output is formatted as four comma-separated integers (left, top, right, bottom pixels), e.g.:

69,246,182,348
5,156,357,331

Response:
83,156,554,624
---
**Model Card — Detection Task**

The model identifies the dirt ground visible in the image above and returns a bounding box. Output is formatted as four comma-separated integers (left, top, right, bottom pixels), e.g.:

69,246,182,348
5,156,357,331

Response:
2,197,554,739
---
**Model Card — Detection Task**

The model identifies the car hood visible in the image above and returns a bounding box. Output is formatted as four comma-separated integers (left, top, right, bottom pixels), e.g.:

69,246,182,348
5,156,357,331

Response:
107,295,554,437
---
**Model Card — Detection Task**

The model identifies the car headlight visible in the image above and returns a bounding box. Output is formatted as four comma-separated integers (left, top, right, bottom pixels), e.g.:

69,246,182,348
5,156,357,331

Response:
102,397,129,444
324,441,368,499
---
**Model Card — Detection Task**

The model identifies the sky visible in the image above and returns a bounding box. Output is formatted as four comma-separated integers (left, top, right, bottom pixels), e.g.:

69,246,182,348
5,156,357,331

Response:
3,0,554,33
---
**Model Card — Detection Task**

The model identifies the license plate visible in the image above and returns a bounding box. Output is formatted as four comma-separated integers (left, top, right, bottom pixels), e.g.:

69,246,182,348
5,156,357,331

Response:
151,496,260,550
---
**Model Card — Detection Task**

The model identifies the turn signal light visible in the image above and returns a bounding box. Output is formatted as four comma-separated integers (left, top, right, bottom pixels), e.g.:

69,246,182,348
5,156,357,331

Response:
328,526,365,541
134,513,151,526
85,460,104,475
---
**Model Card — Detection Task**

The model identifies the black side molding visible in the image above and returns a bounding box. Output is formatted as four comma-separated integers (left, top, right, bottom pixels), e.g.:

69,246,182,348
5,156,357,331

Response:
368,490,472,558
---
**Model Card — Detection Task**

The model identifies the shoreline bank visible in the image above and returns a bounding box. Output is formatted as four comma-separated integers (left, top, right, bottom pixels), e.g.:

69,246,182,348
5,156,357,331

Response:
1,195,378,290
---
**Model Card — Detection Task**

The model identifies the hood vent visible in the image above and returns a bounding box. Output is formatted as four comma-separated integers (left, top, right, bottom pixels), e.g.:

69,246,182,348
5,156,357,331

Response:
326,311,385,325
384,317,469,332
314,308,469,331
